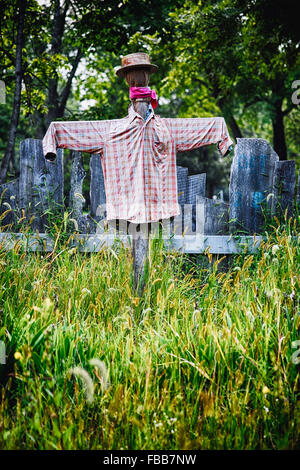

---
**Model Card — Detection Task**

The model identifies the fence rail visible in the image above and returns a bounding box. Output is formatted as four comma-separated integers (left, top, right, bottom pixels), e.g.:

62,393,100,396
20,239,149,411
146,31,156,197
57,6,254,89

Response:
0,232,267,254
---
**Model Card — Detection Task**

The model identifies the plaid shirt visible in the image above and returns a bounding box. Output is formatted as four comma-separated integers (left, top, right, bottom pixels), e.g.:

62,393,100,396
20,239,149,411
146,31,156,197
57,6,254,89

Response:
42,105,233,223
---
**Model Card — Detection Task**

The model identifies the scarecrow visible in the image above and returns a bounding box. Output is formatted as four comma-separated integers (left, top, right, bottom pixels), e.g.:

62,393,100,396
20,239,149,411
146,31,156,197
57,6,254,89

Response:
43,52,233,292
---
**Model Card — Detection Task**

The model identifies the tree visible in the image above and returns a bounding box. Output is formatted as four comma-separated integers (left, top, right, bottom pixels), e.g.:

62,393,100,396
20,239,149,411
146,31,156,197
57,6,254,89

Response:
0,0,27,183
152,0,300,159
26,0,132,138
25,0,182,137
0,0,182,183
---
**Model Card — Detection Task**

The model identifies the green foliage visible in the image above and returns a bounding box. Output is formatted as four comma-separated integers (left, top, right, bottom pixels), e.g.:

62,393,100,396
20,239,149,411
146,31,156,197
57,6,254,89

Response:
286,108,300,169
142,0,300,157
0,92,36,178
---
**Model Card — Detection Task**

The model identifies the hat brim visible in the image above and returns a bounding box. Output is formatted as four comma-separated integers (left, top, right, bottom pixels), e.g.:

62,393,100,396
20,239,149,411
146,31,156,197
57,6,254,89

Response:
116,63,158,78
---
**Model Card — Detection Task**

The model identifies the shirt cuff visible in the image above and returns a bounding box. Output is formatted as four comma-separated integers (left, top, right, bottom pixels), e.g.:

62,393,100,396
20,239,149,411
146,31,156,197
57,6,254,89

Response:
45,152,57,163
218,138,233,157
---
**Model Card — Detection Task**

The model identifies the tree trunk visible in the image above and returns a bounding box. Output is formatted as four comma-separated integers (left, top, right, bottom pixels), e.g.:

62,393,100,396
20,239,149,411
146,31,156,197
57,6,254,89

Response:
0,0,26,183
10,148,19,176
46,0,64,130
34,0,79,139
273,103,287,160
57,48,82,118
216,96,243,142
227,113,243,141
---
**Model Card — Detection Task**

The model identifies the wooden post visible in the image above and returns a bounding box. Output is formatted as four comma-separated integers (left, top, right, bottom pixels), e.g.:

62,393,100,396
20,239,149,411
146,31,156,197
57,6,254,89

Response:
132,224,149,295
130,97,150,294
19,139,64,232
123,68,151,295
229,138,279,234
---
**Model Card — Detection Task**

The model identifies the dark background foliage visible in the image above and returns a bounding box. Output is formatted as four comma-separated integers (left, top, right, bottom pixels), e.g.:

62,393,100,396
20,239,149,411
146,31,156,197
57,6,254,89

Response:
0,0,299,208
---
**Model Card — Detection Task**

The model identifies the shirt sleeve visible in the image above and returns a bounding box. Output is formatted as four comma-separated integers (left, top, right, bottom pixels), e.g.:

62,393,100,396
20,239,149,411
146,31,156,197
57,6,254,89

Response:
42,120,110,159
165,117,233,156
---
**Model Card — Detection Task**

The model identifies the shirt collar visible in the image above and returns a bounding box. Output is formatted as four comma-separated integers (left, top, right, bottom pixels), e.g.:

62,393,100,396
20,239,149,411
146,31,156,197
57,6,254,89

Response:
128,103,154,124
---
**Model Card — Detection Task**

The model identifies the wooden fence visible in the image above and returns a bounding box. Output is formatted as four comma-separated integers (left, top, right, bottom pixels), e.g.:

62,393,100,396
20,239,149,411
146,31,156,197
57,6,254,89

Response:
0,137,299,253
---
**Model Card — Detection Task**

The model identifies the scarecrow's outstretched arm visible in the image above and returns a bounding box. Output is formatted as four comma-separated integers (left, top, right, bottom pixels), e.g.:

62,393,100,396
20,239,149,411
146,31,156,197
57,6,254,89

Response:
42,120,110,162
165,117,233,156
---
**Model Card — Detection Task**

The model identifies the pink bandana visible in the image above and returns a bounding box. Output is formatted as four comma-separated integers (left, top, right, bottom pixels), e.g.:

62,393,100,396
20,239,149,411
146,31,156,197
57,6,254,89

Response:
129,86,158,109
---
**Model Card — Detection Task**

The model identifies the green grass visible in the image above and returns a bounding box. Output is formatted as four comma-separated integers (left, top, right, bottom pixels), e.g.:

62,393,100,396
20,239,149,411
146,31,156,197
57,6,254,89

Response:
0,215,299,450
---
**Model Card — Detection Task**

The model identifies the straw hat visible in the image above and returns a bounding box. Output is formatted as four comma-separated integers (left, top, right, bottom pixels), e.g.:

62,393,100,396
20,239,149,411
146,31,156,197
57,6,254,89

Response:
116,52,158,77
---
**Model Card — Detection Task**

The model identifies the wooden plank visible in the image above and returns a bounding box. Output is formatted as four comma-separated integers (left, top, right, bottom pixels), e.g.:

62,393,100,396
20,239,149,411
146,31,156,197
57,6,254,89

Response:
229,138,279,234
0,232,270,254
90,152,106,231
186,173,206,204
0,232,54,251
69,151,87,231
196,195,229,235
186,173,206,232
274,160,296,220
172,167,201,235
19,139,64,231
69,151,86,219
177,166,188,206
166,234,265,254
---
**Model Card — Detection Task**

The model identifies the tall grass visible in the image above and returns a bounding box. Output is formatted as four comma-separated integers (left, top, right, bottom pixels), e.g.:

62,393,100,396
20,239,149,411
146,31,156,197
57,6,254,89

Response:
0,213,299,449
